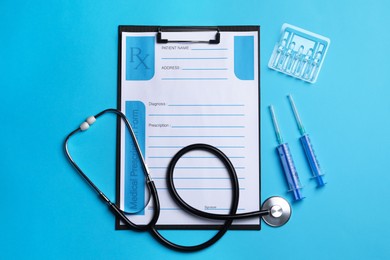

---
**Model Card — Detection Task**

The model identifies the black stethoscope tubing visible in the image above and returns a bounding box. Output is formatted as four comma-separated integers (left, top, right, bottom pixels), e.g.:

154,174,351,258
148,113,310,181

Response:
64,109,271,252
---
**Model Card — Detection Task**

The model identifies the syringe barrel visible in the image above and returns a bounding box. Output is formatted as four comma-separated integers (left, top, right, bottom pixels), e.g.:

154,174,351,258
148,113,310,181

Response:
300,134,325,187
277,143,304,201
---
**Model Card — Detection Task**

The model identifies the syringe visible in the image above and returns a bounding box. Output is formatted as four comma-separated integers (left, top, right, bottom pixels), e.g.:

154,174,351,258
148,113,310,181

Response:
287,95,325,187
269,105,304,201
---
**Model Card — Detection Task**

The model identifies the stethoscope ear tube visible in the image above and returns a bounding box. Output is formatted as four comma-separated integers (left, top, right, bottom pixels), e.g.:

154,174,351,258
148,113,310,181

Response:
166,143,241,220
165,144,270,220
65,109,292,252
64,109,161,232
148,143,240,252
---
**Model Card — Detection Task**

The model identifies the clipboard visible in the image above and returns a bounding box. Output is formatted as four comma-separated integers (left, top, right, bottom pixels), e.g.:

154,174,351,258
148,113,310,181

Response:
116,25,261,230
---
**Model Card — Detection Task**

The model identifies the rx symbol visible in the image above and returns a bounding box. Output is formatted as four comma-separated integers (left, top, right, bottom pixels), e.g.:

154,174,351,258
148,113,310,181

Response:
130,47,150,69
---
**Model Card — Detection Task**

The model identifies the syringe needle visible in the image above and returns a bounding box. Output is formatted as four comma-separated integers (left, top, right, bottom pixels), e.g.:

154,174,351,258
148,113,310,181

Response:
287,94,305,135
269,105,283,144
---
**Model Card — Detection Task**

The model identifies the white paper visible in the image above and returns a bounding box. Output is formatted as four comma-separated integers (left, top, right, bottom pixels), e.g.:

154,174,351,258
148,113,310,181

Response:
119,30,260,227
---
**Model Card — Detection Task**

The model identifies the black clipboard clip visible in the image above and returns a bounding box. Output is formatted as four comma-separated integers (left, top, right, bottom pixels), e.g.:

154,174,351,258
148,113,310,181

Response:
157,27,220,44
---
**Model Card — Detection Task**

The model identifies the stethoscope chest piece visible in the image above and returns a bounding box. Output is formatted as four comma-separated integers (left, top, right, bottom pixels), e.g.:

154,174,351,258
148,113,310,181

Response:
261,196,291,227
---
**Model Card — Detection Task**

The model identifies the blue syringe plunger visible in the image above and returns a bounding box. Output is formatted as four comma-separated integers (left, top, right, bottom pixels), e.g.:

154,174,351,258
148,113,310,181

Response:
277,143,304,201
300,134,326,187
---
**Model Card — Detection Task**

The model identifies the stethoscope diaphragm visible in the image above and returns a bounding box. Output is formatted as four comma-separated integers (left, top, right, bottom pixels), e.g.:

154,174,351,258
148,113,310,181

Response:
261,196,291,227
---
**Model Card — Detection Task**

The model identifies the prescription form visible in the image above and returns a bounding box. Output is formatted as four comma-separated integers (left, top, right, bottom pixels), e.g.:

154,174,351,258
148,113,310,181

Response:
118,28,260,229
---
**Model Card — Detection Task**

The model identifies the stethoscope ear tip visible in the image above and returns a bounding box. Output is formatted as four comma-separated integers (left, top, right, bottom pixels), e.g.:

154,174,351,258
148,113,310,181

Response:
261,196,291,227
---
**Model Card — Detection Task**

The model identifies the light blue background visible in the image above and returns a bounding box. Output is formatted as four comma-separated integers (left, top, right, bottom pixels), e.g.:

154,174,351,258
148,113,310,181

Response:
1,0,389,259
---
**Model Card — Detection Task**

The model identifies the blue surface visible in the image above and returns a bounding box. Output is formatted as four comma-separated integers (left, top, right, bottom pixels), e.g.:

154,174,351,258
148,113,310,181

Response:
1,0,390,259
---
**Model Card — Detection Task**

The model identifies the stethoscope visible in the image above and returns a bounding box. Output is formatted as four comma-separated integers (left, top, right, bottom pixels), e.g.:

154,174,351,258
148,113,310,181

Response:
64,108,292,252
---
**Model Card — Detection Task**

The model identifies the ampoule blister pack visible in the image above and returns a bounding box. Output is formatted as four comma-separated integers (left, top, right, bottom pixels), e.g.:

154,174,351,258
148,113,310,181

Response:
268,24,330,83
